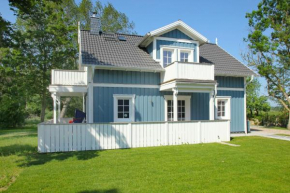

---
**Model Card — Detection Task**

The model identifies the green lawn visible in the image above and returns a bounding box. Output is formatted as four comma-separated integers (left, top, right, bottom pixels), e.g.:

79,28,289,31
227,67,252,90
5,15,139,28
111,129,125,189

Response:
1,125,290,192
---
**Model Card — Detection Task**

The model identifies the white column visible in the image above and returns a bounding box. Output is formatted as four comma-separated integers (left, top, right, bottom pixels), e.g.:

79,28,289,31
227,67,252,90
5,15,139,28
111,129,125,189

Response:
173,88,178,121
244,77,248,134
57,95,61,123
83,93,86,112
209,90,214,120
52,93,57,124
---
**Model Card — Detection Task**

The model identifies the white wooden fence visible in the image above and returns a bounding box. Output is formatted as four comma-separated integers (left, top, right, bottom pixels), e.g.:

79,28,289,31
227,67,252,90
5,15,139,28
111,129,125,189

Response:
38,120,230,153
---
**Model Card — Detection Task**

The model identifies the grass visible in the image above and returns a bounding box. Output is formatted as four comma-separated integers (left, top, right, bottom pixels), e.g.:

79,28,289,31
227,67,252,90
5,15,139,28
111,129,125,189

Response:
1,124,290,192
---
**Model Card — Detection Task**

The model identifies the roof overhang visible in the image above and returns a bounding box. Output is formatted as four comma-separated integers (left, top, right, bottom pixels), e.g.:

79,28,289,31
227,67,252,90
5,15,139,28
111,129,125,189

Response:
139,20,208,47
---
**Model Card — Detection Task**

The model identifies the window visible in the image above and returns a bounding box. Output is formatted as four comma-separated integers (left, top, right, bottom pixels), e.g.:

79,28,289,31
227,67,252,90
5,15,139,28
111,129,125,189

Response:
180,52,189,62
117,99,130,119
217,100,226,117
215,97,231,120
163,50,172,66
113,94,135,122
165,96,191,121
167,100,185,121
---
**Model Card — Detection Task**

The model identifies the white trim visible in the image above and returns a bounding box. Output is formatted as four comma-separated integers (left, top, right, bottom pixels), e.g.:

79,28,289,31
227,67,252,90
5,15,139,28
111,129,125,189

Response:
164,95,191,121
113,94,135,122
209,91,214,120
153,38,157,60
217,87,244,91
215,96,231,120
156,37,199,44
149,21,208,43
244,77,247,134
93,83,159,89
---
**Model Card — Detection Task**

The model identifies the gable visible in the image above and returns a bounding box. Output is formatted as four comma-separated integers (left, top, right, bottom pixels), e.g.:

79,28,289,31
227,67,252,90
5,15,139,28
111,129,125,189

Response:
160,29,193,40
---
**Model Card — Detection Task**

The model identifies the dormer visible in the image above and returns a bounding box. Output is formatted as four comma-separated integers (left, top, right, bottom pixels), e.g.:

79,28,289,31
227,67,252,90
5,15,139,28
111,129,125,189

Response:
139,20,208,67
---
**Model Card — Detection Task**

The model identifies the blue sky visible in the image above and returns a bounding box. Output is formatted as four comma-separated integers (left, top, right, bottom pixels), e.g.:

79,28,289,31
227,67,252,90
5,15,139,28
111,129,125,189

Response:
1,0,271,102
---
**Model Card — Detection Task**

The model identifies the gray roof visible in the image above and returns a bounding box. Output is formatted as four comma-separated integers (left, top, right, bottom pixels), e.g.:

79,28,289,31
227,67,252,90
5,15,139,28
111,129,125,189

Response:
200,43,256,76
81,30,256,76
80,30,163,71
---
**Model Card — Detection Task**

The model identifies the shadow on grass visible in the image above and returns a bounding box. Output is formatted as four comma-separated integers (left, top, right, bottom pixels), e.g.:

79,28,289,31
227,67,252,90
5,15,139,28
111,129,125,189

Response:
0,144,99,167
79,189,119,193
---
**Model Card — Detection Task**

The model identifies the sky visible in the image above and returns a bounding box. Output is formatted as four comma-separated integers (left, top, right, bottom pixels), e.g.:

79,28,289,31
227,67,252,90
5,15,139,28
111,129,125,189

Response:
0,0,272,103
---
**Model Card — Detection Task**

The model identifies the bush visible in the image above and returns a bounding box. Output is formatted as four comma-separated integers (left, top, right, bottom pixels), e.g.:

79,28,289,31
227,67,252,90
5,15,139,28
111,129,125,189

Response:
258,111,288,128
0,95,27,129
45,110,53,120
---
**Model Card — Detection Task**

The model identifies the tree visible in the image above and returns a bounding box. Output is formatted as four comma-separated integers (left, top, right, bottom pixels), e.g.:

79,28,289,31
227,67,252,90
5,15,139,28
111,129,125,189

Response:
245,0,290,129
77,0,136,34
8,0,78,122
59,0,136,118
247,78,270,117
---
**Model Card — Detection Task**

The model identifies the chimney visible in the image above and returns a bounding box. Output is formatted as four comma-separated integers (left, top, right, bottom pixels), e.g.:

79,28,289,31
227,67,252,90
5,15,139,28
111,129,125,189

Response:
90,12,101,35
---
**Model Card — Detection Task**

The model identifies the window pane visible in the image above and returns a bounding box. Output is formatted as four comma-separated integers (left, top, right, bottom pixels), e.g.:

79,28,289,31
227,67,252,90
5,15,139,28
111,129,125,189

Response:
182,113,185,118
124,106,129,112
118,113,123,118
178,107,181,112
118,100,123,105
124,113,129,118
118,106,123,112
178,113,181,118
168,51,172,57
168,57,171,64
182,107,185,112
124,100,129,105
168,107,172,113
222,112,225,117
168,100,171,105
178,100,181,105
182,100,185,105
217,112,221,116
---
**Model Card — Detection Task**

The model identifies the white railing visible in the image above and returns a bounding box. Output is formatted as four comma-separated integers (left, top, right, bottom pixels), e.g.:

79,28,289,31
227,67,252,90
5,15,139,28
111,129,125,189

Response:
38,120,230,153
51,69,87,85
162,62,214,82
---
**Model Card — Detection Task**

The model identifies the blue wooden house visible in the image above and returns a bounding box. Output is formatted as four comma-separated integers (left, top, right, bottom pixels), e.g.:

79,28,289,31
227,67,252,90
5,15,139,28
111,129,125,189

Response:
49,14,256,134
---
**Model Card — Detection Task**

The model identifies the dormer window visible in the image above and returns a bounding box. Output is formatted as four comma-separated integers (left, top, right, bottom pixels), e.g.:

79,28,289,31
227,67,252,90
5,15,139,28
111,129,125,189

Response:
163,50,172,66
180,52,189,62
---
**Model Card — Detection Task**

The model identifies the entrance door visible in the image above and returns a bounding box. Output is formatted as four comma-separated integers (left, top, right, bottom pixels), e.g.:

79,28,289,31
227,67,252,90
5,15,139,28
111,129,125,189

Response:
167,100,186,121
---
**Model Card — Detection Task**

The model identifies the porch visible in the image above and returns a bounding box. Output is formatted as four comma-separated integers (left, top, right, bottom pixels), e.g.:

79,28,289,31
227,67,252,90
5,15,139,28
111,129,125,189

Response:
49,69,88,123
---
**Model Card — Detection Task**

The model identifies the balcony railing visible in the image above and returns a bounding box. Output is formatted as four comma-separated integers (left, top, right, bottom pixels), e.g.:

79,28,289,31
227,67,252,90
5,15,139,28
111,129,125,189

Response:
51,69,87,86
162,62,214,82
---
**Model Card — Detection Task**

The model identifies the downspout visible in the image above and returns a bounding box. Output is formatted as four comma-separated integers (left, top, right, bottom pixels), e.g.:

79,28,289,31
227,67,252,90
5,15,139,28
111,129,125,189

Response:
244,75,254,134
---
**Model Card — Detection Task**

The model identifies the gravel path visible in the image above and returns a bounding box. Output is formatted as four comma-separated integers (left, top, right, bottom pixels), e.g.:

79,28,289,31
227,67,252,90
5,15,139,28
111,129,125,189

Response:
231,126,290,141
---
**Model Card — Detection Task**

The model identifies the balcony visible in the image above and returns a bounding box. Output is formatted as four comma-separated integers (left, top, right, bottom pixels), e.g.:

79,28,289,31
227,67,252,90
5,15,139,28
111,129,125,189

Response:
51,69,87,86
162,62,214,83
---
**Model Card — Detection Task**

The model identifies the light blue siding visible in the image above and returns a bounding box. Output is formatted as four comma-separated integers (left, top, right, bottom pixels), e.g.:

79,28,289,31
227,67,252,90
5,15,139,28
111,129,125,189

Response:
93,88,210,123
146,42,153,57
94,87,167,122
217,90,245,132
94,69,160,85
215,76,244,88
191,93,209,120
156,40,197,62
160,29,193,40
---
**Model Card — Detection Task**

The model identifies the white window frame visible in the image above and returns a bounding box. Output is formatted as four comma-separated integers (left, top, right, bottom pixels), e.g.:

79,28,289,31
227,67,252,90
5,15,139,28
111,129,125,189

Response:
164,95,191,121
178,48,194,63
215,96,231,120
113,94,135,122
160,47,176,67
